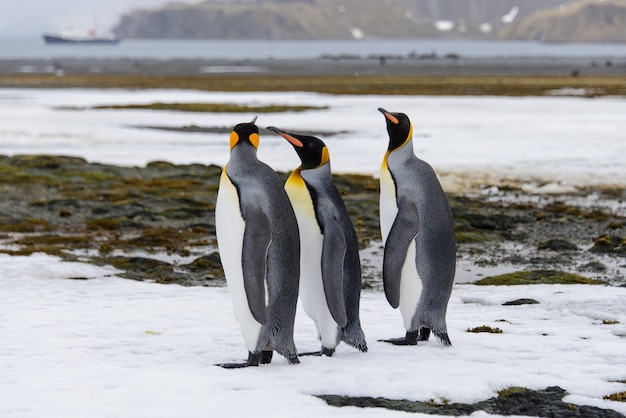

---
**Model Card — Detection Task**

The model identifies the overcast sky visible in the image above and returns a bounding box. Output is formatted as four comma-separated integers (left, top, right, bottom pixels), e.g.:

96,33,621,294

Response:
0,0,173,38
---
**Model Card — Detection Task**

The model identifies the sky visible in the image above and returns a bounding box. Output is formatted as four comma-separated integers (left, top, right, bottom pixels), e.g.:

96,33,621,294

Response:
0,0,173,38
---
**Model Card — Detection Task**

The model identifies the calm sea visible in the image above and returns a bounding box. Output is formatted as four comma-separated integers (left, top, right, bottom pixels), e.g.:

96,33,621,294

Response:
1,38,626,60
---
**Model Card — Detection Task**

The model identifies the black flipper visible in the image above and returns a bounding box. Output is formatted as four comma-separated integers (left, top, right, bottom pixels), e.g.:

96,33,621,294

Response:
321,216,348,327
241,206,271,324
383,199,419,308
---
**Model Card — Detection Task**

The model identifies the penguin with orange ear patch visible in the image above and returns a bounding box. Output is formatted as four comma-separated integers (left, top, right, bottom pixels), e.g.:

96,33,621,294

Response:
378,108,455,346
267,126,367,356
215,118,301,367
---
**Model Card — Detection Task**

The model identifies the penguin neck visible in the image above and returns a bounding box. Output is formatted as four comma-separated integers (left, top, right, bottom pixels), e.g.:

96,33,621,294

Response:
229,142,258,165
386,138,415,169
299,162,332,187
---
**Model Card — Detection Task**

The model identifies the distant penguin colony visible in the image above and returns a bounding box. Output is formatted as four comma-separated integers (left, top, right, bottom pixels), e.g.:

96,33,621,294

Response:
214,109,456,368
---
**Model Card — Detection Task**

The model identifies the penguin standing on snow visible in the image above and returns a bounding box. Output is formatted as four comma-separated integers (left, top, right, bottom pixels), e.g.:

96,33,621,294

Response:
267,126,367,356
215,118,300,368
377,108,455,346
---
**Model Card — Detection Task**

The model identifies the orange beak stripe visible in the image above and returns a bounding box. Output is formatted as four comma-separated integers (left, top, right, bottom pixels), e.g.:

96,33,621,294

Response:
277,131,304,148
383,111,399,125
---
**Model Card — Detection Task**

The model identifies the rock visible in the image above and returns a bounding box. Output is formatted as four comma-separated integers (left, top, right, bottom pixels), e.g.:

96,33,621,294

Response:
503,298,539,306
317,386,624,417
590,235,626,256
538,239,579,252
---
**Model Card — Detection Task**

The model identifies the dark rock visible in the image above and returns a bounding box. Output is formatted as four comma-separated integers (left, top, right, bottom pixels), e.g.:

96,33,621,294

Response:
503,298,540,306
318,386,624,417
538,239,578,252
578,261,607,273
590,235,626,255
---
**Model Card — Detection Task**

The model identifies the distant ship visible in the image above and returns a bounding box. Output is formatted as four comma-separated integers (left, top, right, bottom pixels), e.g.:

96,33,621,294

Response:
43,28,120,45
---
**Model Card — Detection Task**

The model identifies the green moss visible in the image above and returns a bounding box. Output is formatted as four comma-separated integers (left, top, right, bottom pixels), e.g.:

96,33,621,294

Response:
474,270,604,286
86,218,121,230
604,391,626,402
602,319,620,325
0,218,51,232
467,325,503,334
456,231,488,243
497,387,529,397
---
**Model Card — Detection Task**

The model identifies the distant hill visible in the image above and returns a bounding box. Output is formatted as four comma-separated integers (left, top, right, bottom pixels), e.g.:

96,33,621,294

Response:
497,0,626,42
112,0,624,42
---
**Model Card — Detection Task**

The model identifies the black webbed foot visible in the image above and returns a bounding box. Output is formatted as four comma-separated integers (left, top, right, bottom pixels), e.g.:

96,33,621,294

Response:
298,346,335,357
321,347,335,357
418,327,431,341
260,350,273,364
379,331,419,346
216,351,261,369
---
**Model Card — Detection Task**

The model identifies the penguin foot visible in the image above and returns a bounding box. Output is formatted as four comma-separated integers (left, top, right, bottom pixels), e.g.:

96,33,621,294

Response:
215,351,261,369
321,347,335,357
260,350,273,364
298,351,322,357
418,327,431,342
297,346,335,357
379,331,419,346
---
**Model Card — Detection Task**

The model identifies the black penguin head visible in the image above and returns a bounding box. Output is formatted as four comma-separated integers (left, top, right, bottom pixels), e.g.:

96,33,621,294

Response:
266,126,329,170
230,116,260,150
378,108,413,152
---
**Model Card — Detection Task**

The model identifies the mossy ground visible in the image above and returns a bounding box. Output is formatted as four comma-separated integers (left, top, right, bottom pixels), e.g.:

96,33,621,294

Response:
1,155,624,286
2,73,626,97
474,270,606,286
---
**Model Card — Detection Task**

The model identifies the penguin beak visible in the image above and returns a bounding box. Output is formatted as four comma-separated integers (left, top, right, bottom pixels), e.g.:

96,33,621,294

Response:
249,116,258,124
378,107,399,125
266,126,304,148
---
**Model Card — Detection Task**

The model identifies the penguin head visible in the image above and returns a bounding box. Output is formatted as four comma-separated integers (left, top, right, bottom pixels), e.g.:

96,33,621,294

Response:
266,126,330,170
378,108,413,152
230,116,260,151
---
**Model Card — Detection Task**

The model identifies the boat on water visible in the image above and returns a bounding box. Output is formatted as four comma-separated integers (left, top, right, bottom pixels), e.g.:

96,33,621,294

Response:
42,28,120,45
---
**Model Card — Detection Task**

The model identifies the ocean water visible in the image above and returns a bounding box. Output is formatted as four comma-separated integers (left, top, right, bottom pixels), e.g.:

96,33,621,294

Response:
2,38,626,60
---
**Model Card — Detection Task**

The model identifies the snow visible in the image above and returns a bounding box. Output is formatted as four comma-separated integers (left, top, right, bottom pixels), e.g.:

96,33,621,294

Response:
1,253,625,417
1,88,624,191
1,88,626,416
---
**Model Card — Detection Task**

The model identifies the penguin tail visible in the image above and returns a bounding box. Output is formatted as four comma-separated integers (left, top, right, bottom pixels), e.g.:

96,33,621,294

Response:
434,331,452,346
342,324,368,353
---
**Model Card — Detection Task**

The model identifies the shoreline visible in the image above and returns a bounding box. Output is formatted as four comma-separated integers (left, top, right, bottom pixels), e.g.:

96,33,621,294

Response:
1,55,626,77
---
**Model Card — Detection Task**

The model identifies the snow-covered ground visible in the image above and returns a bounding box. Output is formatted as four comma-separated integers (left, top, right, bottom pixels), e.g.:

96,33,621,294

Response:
1,253,625,417
1,88,625,190
1,89,626,417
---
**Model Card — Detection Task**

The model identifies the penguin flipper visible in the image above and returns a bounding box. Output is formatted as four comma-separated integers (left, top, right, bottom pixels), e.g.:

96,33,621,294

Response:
242,206,270,324
321,216,348,327
383,200,419,308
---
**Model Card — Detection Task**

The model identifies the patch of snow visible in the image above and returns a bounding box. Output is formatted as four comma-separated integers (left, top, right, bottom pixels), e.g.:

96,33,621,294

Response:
435,20,455,31
479,23,493,33
1,253,625,417
502,6,520,24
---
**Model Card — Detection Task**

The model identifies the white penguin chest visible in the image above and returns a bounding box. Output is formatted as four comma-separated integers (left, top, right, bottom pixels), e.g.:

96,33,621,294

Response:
285,174,337,328
379,165,398,244
215,169,263,351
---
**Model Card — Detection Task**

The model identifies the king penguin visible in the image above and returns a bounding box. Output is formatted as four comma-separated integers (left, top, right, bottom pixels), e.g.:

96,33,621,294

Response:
377,108,455,346
267,126,367,356
215,118,301,367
